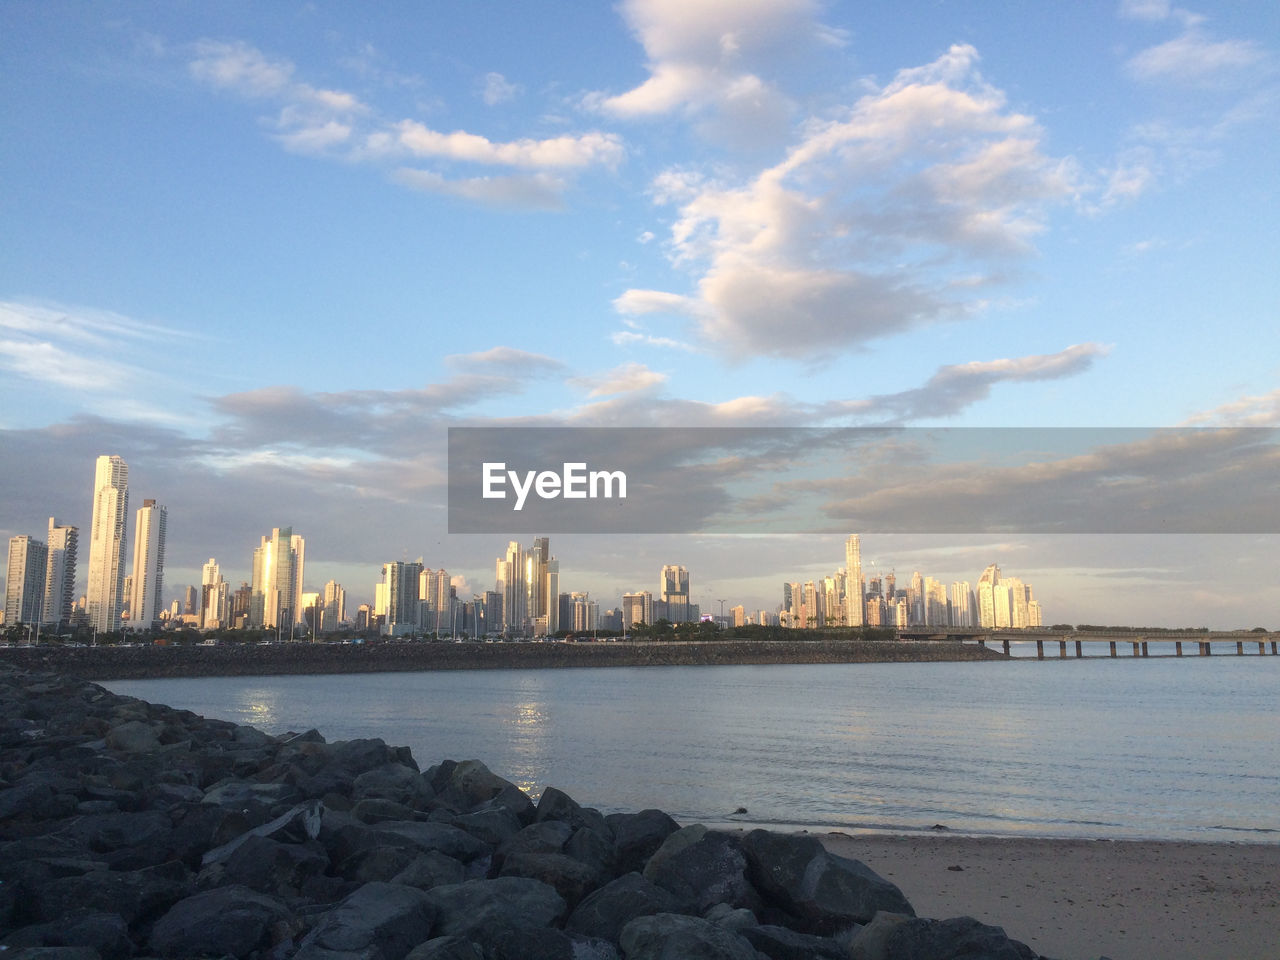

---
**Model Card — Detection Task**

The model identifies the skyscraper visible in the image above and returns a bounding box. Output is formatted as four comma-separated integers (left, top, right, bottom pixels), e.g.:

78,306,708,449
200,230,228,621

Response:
86,455,129,633
659,564,690,622
383,560,423,636
496,540,526,633
322,580,346,633
42,517,78,628
130,500,168,628
5,535,48,627
250,526,304,631
200,558,229,629
844,535,864,626
977,564,1001,628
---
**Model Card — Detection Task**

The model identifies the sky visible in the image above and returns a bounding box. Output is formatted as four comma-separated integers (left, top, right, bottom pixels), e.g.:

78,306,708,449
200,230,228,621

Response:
2,0,1278,627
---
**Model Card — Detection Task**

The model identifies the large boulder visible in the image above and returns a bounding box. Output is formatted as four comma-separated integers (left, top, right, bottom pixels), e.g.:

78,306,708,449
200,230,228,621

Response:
880,916,1038,960
405,937,485,960
391,851,468,890
1,911,133,960
565,872,683,943
25,859,193,926
208,834,330,898
352,763,433,809
498,850,606,910
535,787,610,837
742,924,850,960
643,826,760,915
294,881,437,960
424,876,567,944
741,830,914,932
149,884,291,959
368,820,491,863
619,913,761,960
606,809,680,875
430,760,534,821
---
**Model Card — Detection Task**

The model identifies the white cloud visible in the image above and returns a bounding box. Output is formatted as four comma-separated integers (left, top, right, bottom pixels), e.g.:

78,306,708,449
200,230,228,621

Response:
392,168,567,210
395,121,623,168
621,45,1076,359
590,0,838,143
1128,32,1264,83
569,362,669,397
482,71,521,106
610,330,698,352
445,346,567,375
1182,389,1280,426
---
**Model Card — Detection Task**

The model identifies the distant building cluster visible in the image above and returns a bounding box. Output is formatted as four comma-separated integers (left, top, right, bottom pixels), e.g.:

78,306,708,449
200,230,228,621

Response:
779,535,1043,630
4,456,1041,640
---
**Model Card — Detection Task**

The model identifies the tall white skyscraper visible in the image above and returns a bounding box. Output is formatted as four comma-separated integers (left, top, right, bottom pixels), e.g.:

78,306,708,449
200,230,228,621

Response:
844,534,864,626
496,540,526,633
42,517,78,627
200,558,229,629
5,535,48,626
251,526,305,630
660,564,690,622
322,580,346,633
977,563,1001,628
130,500,167,628
86,455,129,632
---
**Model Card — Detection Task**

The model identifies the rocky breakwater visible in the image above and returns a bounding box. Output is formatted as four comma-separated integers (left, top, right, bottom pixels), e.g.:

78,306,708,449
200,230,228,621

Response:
0,665,1102,960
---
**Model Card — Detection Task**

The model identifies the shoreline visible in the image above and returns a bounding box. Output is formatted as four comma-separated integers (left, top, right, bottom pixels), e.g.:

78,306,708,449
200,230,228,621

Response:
0,637,1005,680
819,832,1280,960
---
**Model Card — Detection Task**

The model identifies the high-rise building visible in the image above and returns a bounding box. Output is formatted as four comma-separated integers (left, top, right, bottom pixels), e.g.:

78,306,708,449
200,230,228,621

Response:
322,580,346,632
42,517,78,628
622,591,653,631
250,527,305,631
382,560,423,636
200,559,229,629
86,455,129,632
130,499,168,628
977,564,1001,628
544,558,559,634
844,535,864,626
659,565,691,622
496,540,526,633
950,581,975,627
6,535,48,627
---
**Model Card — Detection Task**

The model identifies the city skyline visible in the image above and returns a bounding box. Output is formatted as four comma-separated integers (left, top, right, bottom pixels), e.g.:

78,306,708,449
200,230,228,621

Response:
2,3,1277,627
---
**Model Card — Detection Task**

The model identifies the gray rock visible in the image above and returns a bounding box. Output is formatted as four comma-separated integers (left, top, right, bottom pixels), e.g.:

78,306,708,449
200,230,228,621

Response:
741,830,914,932
424,876,567,942
1,911,132,960
353,763,434,809
27,859,193,925
498,850,605,910
643,827,760,915
534,787,610,837
742,924,849,960
846,911,912,960
704,903,757,933
4,948,102,959
150,884,291,959
432,760,533,821
295,881,436,960
105,720,159,753
212,834,330,897
451,806,524,846
390,851,468,890
405,937,485,960
352,797,417,824
493,820,573,872
368,820,491,862
201,799,324,867
565,824,617,877
881,916,1037,960
605,808,680,875
565,872,683,943
619,913,761,960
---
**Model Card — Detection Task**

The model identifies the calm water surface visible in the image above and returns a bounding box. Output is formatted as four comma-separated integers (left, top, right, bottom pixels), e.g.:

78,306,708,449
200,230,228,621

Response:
105,658,1279,842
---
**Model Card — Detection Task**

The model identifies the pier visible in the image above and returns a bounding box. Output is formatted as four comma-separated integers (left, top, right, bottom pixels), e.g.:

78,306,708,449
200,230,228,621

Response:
899,626,1280,659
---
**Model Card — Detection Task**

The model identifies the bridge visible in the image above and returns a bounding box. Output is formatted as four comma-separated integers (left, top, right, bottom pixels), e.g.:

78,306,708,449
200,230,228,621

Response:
895,626,1280,659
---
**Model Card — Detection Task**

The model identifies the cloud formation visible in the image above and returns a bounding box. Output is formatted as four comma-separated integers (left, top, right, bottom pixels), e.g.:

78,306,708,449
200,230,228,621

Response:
619,45,1077,359
187,39,622,209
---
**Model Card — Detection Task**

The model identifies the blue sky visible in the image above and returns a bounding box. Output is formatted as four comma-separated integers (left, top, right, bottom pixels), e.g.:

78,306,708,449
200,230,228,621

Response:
2,1,1277,625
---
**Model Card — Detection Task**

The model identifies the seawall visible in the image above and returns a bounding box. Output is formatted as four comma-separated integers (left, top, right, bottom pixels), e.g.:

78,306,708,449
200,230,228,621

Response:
0,638,1006,681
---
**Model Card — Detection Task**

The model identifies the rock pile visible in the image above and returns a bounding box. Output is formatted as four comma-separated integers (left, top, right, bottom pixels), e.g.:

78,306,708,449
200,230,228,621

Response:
0,666,1096,959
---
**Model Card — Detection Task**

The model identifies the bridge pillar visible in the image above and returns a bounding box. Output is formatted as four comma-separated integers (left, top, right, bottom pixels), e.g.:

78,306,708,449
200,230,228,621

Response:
978,637,985,648
1272,641,1277,655
1003,639,1010,656
1036,639,1044,660
1059,639,1067,659
1109,641,1116,658
1176,641,1182,657
1075,640,1082,658
1132,641,1140,657
1237,641,1244,656
1141,641,1149,657
1200,641,1210,656
1260,641,1266,656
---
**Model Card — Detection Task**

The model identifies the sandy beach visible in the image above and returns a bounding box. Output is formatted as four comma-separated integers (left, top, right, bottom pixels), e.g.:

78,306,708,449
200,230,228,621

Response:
819,833,1280,960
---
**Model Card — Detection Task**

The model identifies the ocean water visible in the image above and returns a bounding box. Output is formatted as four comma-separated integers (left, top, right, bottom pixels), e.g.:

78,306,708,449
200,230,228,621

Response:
104,658,1280,842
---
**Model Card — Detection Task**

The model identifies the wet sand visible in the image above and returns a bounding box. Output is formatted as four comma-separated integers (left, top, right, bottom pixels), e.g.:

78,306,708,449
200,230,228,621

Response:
820,833,1280,960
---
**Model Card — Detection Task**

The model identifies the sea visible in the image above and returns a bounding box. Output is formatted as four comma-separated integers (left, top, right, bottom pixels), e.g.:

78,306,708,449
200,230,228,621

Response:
104,652,1280,843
